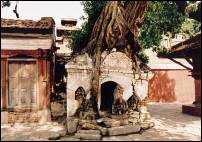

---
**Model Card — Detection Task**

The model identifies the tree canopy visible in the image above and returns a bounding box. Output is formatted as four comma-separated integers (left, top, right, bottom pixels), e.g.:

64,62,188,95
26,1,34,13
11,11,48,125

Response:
2,1,200,63
1,1,10,8
71,1,107,54
140,1,186,53
71,1,201,63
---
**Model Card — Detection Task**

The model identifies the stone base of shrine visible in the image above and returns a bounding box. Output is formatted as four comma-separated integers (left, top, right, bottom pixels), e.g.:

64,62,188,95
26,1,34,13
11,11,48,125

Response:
182,104,201,116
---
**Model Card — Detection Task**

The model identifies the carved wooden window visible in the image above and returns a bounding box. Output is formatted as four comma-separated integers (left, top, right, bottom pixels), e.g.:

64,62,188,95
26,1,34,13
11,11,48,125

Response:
8,60,37,108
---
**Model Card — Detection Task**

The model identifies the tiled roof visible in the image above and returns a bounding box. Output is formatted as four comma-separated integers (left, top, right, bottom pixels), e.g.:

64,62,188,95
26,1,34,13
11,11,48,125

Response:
1,17,55,30
1,17,55,34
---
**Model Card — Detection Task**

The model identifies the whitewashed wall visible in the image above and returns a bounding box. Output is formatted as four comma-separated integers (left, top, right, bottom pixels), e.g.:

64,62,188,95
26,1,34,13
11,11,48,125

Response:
1,37,52,50
66,52,150,118
65,53,92,118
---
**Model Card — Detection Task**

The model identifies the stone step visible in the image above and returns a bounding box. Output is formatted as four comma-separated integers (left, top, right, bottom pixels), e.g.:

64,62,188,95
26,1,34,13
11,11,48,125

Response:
67,118,79,134
140,112,151,121
58,137,80,141
107,125,141,136
104,120,121,128
74,133,102,140
110,114,129,119
140,121,155,130
81,122,102,130
77,130,101,135
128,118,139,124
120,119,129,126
130,114,140,119
100,128,108,136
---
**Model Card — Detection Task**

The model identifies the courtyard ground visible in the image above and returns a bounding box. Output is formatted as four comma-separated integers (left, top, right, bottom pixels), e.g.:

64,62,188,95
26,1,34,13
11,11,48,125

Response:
1,103,201,141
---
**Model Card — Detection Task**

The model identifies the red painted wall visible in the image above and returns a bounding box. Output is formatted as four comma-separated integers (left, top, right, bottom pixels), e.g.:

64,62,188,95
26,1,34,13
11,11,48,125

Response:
148,70,195,103
1,59,7,110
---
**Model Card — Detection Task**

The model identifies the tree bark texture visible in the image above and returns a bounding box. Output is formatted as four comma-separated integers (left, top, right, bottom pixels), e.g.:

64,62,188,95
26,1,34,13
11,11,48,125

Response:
85,1,148,112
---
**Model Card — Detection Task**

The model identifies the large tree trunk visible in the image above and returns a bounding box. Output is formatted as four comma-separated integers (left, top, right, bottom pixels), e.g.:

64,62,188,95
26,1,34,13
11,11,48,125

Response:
85,1,148,114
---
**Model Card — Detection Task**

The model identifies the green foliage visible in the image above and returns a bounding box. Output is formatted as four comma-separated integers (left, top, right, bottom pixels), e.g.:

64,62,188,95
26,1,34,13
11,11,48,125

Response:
140,1,187,52
71,1,107,54
71,1,189,63
136,50,149,63
186,1,199,12
71,21,90,54
138,1,188,63
1,1,11,8
82,1,107,29
180,18,201,38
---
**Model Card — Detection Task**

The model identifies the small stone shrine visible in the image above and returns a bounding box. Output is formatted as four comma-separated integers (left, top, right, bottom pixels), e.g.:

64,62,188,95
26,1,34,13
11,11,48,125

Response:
65,50,154,140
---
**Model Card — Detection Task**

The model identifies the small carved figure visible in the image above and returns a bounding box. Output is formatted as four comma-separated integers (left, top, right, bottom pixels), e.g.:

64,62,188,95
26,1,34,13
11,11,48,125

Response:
75,87,86,100
74,87,87,117
112,97,128,115
127,93,140,111
74,87,99,119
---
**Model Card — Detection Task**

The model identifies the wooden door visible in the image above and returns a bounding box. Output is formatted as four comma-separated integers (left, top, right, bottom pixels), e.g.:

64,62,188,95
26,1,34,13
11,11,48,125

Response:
8,61,37,107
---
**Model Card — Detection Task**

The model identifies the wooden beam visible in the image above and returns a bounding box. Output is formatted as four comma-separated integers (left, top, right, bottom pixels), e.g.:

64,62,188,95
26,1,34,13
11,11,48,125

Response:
1,49,51,59
170,34,201,53
170,41,201,53
168,57,193,70
1,59,7,110
181,53,193,66
1,33,52,38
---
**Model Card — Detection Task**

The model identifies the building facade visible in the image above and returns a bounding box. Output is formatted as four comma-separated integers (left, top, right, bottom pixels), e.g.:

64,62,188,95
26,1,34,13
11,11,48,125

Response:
146,34,195,103
1,17,56,123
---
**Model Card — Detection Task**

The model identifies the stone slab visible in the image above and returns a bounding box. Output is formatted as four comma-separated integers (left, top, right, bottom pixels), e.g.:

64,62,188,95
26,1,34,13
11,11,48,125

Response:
100,128,108,136
110,114,129,119
81,122,102,130
141,122,155,130
74,133,102,140
108,125,141,136
104,120,121,128
77,130,101,135
67,117,79,134
120,119,129,126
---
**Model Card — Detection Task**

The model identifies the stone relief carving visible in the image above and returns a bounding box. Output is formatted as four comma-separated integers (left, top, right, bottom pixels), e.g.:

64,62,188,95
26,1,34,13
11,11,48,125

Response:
101,52,132,70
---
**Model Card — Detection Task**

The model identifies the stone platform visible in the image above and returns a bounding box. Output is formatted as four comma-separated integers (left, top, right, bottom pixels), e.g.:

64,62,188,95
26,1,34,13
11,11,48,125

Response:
66,110,154,140
182,104,201,116
1,103,201,141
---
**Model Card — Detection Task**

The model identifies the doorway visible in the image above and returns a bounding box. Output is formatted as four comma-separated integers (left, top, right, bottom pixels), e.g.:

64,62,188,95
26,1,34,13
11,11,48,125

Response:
100,81,118,112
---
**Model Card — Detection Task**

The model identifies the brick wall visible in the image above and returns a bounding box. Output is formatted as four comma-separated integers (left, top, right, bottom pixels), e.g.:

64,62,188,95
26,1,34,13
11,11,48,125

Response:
8,111,39,123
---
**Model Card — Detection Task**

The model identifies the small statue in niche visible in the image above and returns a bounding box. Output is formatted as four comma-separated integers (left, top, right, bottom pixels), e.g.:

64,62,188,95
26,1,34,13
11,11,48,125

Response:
74,87,88,117
74,87,99,119
113,85,124,100
127,93,140,111
75,87,86,100
112,97,128,115
128,83,140,111
82,88,100,119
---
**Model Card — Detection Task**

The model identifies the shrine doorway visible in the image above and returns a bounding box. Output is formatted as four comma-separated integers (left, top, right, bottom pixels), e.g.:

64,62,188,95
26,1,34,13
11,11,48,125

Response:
100,81,118,112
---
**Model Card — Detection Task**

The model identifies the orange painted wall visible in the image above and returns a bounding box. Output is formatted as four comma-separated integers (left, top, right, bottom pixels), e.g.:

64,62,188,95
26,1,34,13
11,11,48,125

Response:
148,70,195,103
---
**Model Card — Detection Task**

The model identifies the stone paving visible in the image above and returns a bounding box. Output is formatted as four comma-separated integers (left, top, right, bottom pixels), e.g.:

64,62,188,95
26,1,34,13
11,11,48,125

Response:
1,122,66,141
1,103,201,141
102,103,201,141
